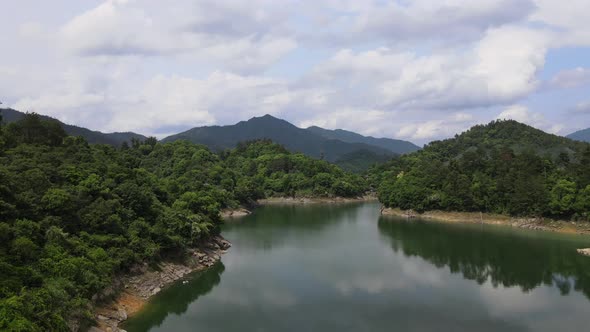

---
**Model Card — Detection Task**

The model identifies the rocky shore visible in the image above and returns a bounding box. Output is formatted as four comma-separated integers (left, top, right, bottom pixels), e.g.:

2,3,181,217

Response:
220,207,251,218
381,208,590,236
89,235,231,332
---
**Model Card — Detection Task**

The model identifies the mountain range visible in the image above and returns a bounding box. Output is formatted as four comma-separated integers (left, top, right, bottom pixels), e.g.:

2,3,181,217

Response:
0,109,420,171
567,128,590,143
0,108,146,146
162,114,420,167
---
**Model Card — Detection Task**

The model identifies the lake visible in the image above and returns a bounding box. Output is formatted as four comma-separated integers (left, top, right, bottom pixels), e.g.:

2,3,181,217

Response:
123,202,590,331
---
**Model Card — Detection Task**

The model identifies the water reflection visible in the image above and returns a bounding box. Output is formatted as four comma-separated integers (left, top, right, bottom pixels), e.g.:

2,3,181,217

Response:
121,262,225,331
123,204,590,332
378,217,590,299
223,202,366,250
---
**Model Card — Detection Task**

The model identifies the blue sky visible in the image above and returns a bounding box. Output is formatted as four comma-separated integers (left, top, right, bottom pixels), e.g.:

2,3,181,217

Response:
1,0,590,145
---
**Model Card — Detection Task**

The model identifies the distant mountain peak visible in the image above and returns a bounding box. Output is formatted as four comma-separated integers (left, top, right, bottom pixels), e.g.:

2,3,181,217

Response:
162,114,422,171
567,128,590,143
247,114,285,123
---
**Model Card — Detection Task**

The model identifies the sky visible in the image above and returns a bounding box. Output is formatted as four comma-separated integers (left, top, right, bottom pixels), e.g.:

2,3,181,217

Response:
1,0,590,145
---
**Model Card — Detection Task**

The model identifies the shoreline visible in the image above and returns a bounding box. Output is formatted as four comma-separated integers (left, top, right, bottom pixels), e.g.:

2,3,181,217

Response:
381,208,590,236
220,207,252,218
90,236,231,332
220,194,378,219
258,195,377,205
90,194,373,331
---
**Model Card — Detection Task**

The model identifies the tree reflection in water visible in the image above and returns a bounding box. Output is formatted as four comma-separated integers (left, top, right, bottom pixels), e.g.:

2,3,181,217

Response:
378,217,590,299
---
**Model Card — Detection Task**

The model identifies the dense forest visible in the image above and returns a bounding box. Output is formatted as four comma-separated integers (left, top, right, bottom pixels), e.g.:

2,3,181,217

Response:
0,113,367,331
371,120,590,220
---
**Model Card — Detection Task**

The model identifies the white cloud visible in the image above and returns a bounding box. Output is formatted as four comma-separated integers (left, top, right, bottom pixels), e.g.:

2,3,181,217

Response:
531,0,590,47
549,67,590,89
60,0,166,56
303,0,535,45
58,0,297,73
496,105,563,134
497,105,540,123
570,101,590,115
306,25,548,114
397,114,477,140
0,0,586,142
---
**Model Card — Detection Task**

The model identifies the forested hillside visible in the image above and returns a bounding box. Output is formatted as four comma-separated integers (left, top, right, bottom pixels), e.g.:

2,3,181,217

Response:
306,126,420,154
162,114,398,171
372,120,590,220
0,113,366,331
0,108,146,146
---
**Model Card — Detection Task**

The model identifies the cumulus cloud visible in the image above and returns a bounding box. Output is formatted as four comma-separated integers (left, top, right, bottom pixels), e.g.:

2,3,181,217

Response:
548,68,590,89
59,0,297,73
531,0,590,47
301,0,535,46
60,0,166,56
303,25,548,117
496,105,563,134
2,0,588,142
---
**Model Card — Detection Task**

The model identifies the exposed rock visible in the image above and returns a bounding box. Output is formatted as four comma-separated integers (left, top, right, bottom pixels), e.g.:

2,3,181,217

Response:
221,208,251,218
117,309,127,321
577,248,590,257
90,235,231,331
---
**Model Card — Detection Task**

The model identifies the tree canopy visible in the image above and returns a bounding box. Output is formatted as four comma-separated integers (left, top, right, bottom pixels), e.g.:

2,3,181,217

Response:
0,114,367,331
372,120,590,220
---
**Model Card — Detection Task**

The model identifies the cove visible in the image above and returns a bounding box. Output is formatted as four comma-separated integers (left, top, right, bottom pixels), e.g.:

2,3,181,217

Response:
122,202,590,331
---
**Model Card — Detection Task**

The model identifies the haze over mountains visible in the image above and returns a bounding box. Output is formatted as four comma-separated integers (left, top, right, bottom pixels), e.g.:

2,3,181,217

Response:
567,128,590,143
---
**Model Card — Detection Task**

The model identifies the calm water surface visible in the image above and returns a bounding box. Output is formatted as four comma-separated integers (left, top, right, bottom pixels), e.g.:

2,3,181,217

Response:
123,202,590,331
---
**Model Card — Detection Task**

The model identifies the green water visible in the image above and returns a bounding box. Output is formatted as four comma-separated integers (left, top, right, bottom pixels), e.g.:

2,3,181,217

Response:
123,202,590,331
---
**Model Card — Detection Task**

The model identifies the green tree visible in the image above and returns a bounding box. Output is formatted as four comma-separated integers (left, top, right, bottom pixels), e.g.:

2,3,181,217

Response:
550,180,577,216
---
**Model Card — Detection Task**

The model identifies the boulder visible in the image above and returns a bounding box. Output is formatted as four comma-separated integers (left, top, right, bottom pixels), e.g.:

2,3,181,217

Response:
117,308,128,321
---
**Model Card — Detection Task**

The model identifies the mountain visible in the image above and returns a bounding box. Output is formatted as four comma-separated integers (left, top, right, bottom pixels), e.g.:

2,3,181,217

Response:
306,126,420,154
373,119,590,218
0,108,147,146
567,128,590,143
162,114,399,169
425,119,587,159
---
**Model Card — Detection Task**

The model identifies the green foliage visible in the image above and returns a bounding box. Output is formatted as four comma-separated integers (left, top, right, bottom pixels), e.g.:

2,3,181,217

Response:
372,120,590,220
0,117,364,330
